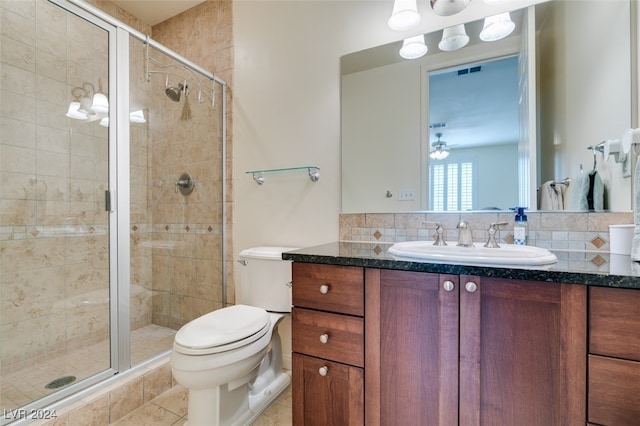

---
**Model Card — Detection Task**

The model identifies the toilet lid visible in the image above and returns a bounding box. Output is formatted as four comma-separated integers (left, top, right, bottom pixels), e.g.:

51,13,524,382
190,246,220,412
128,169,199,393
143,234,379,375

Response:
174,305,270,350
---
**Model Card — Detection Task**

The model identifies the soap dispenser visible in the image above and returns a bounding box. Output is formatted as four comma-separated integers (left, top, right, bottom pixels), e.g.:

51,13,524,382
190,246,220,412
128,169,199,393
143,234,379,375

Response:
511,207,528,245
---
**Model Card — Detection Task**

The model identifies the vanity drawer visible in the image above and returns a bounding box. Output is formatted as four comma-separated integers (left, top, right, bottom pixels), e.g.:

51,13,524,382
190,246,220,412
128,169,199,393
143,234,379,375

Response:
590,287,640,361
292,308,364,367
292,263,364,316
588,355,640,426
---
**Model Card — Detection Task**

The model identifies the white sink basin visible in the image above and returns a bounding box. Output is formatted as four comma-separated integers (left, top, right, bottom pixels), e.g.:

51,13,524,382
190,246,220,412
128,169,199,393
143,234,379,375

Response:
388,241,557,266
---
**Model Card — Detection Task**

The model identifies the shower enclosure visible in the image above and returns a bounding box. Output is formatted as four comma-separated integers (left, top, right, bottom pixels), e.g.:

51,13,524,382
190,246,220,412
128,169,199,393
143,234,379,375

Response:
0,0,226,420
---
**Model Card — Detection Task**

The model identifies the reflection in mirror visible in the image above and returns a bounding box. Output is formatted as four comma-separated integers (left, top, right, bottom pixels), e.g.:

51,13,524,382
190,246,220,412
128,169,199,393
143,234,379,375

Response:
341,0,633,214
428,56,519,211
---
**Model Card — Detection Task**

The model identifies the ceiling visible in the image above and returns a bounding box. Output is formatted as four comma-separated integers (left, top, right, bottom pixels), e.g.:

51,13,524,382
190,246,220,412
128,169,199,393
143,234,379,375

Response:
110,0,206,26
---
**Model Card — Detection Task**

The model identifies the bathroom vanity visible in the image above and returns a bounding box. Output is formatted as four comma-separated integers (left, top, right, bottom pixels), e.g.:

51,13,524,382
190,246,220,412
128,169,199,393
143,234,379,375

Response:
285,242,640,426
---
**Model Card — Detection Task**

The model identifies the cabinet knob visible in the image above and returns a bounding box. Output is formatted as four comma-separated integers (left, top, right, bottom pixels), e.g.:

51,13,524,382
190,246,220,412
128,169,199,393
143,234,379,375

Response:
319,333,329,344
319,284,330,294
465,281,478,293
443,280,455,292
319,366,329,376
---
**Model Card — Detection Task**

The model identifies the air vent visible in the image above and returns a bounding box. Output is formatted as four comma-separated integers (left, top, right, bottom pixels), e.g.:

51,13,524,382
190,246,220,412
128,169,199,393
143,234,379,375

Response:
457,66,482,76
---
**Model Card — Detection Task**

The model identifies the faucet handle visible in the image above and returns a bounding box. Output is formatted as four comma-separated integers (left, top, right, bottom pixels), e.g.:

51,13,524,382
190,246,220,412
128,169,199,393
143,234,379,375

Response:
424,222,447,246
484,222,508,248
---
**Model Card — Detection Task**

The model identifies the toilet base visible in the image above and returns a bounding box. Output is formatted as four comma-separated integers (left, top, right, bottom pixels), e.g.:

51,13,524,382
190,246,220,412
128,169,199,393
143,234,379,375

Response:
183,315,290,426
184,370,290,426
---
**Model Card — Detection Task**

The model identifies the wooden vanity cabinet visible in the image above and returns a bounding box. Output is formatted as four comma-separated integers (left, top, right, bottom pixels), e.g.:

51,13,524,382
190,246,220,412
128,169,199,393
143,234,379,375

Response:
291,263,365,425
588,286,640,426
365,269,587,426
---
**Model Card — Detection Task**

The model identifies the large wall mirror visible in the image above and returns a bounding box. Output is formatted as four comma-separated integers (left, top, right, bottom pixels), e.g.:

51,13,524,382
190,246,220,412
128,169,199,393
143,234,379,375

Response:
341,0,634,213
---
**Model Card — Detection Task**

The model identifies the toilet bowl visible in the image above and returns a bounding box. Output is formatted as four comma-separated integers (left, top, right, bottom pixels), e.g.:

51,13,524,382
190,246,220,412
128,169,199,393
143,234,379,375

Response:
170,247,297,426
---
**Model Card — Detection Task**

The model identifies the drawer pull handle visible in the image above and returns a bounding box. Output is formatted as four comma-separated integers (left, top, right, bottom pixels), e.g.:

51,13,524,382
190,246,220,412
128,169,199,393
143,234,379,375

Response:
319,333,329,344
319,366,328,376
319,284,330,294
465,281,478,293
443,280,455,292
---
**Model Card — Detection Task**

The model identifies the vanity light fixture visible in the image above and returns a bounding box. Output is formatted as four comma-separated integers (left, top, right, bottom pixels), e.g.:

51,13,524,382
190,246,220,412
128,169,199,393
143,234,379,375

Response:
430,0,471,16
438,24,470,51
66,80,109,123
399,34,428,59
429,133,450,160
479,12,516,41
388,0,421,31
98,110,147,128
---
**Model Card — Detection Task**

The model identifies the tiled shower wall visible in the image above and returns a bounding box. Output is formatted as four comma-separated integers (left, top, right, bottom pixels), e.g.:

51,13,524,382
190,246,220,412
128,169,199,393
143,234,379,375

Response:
0,0,111,374
339,211,634,252
151,0,235,307
129,44,225,329
93,0,232,330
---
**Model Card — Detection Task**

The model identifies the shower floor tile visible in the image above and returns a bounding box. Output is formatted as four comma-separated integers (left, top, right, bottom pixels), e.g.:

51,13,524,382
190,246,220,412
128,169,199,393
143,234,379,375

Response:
0,324,176,412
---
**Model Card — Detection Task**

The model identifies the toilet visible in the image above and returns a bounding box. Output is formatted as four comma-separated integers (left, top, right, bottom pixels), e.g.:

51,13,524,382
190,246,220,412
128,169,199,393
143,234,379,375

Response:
170,246,297,426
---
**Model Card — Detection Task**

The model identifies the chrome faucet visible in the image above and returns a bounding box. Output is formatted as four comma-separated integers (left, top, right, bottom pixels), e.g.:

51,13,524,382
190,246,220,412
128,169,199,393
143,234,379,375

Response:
424,222,447,246
484,222,507,248
457,221,473,247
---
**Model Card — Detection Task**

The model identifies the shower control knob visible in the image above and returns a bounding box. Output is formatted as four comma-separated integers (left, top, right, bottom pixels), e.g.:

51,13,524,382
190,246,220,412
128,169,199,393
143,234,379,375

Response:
465,281,478,293
443,280,455,292
319,366,329,376
319,284,330,294
319,334,329,344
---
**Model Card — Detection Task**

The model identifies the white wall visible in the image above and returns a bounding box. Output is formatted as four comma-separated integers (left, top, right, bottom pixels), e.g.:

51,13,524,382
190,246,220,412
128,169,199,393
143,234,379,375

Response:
342,61,423,212
538,0,632,211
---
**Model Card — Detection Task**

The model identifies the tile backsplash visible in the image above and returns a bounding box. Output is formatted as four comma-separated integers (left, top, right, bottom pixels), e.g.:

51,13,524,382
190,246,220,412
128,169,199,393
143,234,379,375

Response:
339,211,634,253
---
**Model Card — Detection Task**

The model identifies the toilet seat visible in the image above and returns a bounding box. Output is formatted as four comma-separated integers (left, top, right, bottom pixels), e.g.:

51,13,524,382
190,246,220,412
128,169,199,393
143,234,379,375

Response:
174,305,270,355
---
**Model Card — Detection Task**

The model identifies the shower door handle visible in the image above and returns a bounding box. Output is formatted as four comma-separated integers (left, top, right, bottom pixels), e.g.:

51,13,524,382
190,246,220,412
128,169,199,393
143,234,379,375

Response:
105,190,112,212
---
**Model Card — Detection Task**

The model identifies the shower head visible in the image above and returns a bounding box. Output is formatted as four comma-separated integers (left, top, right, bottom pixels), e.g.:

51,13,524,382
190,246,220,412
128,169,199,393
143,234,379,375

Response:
165,82,184,102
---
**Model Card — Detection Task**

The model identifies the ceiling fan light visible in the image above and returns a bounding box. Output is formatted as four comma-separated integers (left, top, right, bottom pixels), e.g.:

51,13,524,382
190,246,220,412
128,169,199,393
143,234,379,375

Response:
388,0,421,31
479,12,516,42
429,149,449,160
399,35,428,59
439,24,470,51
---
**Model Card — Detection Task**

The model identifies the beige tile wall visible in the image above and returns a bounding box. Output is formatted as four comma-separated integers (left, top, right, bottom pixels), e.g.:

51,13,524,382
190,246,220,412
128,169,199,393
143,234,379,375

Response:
1,0,111,374
151,0,235,306
340,211,634,252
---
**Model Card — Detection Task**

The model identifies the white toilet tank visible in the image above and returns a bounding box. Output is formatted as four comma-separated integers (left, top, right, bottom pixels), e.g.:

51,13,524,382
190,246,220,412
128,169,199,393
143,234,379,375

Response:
238,246,298,312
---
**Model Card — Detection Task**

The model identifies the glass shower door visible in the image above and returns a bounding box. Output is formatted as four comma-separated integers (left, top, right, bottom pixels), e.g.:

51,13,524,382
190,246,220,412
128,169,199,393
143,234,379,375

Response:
0,0,113,414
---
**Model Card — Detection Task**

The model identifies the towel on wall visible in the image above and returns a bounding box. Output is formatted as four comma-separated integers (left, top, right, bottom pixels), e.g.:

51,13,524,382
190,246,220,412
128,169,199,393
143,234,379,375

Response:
566,171,603,211
632,156,640,261
538,181,564,210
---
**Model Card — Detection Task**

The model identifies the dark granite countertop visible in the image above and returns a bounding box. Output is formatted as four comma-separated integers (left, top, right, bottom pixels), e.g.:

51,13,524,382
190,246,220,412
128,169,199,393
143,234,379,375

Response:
282,241,640,290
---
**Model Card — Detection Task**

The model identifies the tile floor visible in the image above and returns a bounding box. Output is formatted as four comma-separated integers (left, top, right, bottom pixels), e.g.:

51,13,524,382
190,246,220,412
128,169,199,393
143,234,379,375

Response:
0,325,176,411
109,383,293,425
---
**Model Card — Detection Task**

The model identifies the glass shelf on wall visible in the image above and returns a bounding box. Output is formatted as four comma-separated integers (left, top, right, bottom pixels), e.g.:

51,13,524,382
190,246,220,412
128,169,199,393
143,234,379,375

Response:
246,166,320,185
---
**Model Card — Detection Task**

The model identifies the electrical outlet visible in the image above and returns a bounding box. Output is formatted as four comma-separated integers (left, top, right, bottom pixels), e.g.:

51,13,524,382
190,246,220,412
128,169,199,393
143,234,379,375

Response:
398,189,415,201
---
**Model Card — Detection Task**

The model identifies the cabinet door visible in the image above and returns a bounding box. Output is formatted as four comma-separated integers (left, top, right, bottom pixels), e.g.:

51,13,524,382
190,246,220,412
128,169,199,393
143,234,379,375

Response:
459,276,586,426
588,354,640,426
365,269,459,426
590,286,640,361
292,353,364,426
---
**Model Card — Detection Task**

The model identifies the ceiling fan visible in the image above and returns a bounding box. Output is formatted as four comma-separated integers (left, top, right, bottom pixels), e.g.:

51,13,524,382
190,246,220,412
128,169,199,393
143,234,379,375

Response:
430,132,450,160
